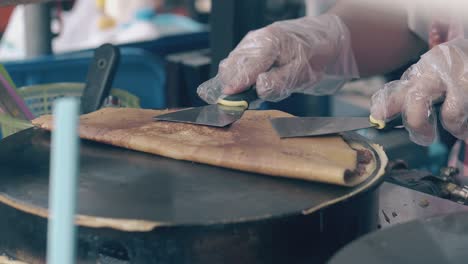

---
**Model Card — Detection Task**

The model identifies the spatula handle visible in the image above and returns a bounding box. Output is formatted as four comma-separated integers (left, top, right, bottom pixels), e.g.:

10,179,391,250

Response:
379,116,403,131
81,43,120,114
221,87,258,106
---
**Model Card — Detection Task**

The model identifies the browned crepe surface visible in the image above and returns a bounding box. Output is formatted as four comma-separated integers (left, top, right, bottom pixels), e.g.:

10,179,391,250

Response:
33,108,377,186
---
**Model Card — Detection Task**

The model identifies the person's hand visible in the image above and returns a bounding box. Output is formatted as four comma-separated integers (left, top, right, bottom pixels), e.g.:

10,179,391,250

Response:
371,38,468,146
197,14,359,104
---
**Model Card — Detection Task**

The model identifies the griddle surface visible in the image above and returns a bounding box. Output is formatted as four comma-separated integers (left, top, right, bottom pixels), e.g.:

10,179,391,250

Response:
0,128,379,225
329,212,468,264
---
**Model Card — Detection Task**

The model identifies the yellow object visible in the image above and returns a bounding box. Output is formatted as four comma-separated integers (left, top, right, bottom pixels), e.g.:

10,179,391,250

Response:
96,0,106,10
0,83,140,139
217,98,248,108
95,0,115,30
98,15,116,30
369,115,385,129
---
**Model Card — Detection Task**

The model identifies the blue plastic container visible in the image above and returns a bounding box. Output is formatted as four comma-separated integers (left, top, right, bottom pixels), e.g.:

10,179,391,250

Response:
3,48,166,109
121,31,209,56
58,31,209,58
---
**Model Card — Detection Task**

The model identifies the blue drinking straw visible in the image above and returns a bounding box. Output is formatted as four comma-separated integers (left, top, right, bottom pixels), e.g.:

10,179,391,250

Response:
46,98,80,264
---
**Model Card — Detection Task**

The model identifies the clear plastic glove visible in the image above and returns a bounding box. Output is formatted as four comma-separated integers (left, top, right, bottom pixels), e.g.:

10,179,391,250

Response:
197,14,359,104
371,38,468,146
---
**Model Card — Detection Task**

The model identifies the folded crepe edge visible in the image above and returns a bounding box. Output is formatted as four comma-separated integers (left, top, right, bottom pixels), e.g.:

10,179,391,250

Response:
302,142,388,215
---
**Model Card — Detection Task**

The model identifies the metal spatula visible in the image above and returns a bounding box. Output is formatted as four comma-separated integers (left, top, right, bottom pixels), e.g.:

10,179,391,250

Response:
154,88,259,127
270,115,403,138
271,99,446,138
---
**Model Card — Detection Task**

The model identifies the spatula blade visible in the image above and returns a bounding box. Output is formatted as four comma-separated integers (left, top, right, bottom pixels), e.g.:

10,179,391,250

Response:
154,104,245,127
270,117,374,138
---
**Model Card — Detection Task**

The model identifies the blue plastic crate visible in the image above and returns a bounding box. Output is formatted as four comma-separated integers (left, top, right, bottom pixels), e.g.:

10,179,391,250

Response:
3,48,166,109
55,31,209,58
118,31,209,56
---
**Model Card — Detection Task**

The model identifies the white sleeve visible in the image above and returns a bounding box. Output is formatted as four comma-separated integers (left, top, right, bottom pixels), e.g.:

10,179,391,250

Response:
406,1,468,44
305,0,337,16
406,2,432,43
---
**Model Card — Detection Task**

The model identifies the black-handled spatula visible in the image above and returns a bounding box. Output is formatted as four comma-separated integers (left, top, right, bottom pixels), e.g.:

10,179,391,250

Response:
270,115,403,138
81,43,120,114
270,101,444,138
154,87,259,127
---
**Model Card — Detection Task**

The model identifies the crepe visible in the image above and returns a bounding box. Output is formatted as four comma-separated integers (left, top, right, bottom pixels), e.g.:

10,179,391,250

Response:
32,108,386,187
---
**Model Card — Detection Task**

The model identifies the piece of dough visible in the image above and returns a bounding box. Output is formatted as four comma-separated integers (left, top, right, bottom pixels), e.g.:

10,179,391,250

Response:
33,108,383,187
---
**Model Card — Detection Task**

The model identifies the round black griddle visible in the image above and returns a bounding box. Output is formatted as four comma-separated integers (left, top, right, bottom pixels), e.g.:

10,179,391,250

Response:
0,128,385,264
328,211,468,264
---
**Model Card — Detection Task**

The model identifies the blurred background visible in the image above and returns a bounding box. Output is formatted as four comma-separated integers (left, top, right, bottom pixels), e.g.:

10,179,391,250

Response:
0,0,443,171
0,0,323,111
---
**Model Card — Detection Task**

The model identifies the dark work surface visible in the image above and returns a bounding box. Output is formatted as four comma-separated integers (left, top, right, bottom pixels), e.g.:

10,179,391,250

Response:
0,189,380,264
0,128,382,226
329,211,468,264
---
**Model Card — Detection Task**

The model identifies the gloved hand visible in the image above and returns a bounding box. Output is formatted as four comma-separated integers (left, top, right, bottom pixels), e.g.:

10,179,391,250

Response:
197,14,359,104
371,38,468,146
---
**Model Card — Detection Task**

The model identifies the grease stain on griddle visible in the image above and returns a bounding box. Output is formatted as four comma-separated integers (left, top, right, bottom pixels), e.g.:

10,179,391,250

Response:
392,212,397,218
381,210,390,223
419,199,430,208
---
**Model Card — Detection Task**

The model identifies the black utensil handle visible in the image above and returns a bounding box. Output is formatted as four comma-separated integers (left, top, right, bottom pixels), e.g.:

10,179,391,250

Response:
81,43,120,114
222,87,258,105
379,116,403,131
